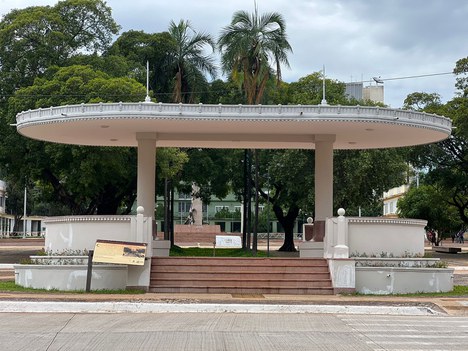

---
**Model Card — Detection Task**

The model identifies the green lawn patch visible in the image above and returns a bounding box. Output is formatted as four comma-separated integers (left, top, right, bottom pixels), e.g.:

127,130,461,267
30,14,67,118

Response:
0,281,145,294
170,246,268,257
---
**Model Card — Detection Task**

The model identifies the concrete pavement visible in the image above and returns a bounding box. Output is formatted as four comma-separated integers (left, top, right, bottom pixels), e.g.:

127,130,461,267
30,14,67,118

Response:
1,311,468,351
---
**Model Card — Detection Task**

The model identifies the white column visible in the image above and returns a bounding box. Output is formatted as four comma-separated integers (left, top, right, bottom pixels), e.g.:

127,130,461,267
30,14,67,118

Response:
314,134,335,221
136,132,157,219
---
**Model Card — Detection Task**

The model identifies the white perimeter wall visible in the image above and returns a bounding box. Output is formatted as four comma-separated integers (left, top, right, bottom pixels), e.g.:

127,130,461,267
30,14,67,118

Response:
44,216,135,252
347,218,427,257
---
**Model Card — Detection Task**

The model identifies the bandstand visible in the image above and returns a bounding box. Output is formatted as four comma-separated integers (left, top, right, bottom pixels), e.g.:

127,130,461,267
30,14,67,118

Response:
14,102,453,294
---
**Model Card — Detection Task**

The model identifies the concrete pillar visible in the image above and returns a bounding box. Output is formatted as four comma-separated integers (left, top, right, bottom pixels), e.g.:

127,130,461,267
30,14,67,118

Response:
314,134,335,241
136,132,157,219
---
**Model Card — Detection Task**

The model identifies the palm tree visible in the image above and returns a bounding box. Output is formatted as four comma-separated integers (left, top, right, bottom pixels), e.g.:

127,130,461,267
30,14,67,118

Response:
219,8,292,251
218,8,292,104
167,19,217,103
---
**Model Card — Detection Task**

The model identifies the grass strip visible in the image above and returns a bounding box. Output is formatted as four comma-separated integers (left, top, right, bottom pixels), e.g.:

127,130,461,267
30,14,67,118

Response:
170,246,269,257
0,281,145,294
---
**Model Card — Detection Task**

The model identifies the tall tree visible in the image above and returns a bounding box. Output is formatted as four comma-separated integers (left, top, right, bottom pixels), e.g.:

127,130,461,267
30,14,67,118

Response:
2,65,147,215
403,59,468,227
167,19,216,103
398,184,462,244
218,8,292,104
0,0,119,98
219,8,292,251
106,30,177,101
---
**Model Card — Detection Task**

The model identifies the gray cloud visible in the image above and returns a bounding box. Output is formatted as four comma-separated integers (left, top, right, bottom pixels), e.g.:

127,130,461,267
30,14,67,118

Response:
1,0,467,107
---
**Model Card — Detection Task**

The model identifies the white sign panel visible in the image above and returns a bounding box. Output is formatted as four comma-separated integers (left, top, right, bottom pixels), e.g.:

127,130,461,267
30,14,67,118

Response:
215,235,242,248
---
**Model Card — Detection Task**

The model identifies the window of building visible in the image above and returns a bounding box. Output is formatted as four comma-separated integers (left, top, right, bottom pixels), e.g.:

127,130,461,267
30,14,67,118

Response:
0,196,4,208
232,221,241,232
215,221,226,232
178,201,191,214
178,192,191,200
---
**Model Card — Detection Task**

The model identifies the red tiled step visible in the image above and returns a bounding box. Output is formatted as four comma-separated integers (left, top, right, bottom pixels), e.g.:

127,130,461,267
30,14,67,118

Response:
150,257,333,295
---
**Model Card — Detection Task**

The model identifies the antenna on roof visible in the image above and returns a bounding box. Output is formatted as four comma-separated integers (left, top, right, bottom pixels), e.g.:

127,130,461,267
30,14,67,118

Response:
321,65,328,105
145,60,151,103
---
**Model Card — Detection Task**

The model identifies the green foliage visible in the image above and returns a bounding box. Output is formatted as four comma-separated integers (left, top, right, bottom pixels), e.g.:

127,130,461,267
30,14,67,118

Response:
334,149,408,216
178,149,240,203
397,184,462,237
0,0,119,97
157,148,189,180
405,80,468,226
1,65,147,215
107,30,177,100
403,92,442,111
167,19,216,103
214,207,241,219
454,57,468,96
288,72,347,105
218,9,292,104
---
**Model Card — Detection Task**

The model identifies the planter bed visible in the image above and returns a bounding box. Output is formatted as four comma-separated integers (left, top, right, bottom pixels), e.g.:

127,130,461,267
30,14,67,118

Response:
354,257,443,268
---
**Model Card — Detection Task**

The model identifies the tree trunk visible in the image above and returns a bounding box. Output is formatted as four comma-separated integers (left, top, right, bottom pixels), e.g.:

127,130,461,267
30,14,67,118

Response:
252,150,259,255
170,180,175,247
242,149,252,250
272,203,299,252
164,178,169,241
242,150,248,249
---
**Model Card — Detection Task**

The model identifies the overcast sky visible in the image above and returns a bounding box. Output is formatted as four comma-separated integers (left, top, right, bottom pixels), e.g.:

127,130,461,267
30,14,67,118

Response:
1,0,468,107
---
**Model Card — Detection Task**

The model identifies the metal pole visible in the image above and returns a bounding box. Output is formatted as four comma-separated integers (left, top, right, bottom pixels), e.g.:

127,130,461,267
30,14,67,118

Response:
267,175,270,257
23,186,27,239
85,250,94,292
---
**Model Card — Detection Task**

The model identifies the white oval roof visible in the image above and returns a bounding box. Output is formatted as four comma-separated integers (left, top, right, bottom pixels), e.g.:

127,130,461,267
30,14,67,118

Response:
16,102,452,149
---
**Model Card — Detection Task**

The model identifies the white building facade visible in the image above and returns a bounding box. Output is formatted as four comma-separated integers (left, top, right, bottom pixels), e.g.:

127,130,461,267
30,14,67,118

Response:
0,179,43,237
383,184,410,217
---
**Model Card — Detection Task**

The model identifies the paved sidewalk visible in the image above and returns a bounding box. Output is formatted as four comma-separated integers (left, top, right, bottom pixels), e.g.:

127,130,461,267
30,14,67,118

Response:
0,290,467,316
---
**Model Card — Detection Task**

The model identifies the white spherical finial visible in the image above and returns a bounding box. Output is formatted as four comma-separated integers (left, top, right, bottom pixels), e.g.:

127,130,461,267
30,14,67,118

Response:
307,217,314,224
137,206,145,215
337,208,345,216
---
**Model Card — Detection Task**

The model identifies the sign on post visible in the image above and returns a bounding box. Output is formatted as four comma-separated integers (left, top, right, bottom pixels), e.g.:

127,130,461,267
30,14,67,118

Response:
93,239,147,266
215,235,242,248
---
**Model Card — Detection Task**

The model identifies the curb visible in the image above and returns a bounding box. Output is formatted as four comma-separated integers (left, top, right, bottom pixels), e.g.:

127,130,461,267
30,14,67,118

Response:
0,300,441,315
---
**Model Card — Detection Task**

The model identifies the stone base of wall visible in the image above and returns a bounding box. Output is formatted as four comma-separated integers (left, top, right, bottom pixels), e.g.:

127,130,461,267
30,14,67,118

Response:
14,264,127,291
356,267,454,294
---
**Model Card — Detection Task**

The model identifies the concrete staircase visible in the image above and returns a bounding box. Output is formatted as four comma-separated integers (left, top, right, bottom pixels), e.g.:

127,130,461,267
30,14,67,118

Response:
150,257,333,295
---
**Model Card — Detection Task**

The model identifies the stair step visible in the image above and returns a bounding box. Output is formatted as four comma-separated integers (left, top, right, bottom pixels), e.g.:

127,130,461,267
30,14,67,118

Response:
149,257,333,295
152,258,328,267
149,286,334,295
151,279,332,288
151,272,331,280
151,266,329,274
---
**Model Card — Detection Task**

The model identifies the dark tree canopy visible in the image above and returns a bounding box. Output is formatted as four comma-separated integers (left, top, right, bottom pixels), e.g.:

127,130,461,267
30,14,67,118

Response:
0,0,119,97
